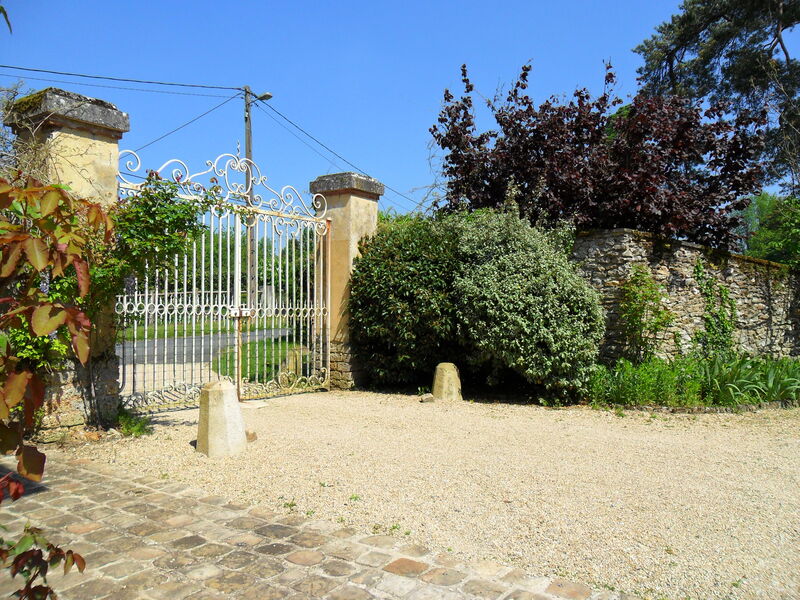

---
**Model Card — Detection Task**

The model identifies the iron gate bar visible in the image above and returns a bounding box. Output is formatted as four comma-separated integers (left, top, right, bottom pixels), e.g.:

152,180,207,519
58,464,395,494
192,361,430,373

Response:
115,149,330,412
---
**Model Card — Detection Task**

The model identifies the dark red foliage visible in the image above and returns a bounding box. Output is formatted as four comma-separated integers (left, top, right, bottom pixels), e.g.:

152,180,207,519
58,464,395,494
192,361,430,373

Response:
430,65,767,249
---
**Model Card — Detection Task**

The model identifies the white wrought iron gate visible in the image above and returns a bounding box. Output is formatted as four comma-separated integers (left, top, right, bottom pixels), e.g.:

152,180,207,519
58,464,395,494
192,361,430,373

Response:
115,151,330,411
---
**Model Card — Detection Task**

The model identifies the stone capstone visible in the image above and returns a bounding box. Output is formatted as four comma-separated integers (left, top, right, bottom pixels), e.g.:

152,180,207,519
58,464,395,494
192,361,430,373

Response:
196,380,247,458
432,363,462,402
309,172,385,198
8,87,130,139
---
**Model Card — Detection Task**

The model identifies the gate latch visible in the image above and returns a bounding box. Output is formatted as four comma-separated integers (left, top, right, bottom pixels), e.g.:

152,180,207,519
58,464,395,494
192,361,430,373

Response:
230,307,254,318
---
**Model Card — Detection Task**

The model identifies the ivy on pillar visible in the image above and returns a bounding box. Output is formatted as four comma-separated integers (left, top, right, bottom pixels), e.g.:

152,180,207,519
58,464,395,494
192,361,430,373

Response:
309,172,384,389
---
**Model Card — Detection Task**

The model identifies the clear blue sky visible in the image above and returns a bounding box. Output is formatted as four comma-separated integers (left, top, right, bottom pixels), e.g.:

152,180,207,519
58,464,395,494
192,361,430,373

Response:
0,1,682,213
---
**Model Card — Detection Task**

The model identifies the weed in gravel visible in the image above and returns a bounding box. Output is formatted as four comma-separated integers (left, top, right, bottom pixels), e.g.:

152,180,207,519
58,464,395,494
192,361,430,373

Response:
305,510,315,517
117,408,153,437
349,494,361,502
319,481,331,488
282,498,297,510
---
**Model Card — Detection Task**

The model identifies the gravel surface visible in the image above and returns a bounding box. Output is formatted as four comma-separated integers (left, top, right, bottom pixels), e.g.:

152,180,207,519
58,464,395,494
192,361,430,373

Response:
88,391,800,600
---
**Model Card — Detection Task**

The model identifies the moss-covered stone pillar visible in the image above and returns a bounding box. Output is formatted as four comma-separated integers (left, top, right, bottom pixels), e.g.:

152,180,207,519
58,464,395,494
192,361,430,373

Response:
309,172,383,389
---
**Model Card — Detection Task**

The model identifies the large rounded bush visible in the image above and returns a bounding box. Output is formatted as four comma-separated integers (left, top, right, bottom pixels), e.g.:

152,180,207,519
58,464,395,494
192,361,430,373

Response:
349,210,605,400
349,214,461,386
454,211,605,400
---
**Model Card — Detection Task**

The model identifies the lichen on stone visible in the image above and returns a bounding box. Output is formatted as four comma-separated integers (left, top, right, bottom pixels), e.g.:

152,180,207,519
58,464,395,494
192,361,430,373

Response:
10,88,54,114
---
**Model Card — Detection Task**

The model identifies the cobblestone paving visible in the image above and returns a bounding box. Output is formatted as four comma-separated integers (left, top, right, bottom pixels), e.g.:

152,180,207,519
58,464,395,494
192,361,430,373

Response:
0,453,630,600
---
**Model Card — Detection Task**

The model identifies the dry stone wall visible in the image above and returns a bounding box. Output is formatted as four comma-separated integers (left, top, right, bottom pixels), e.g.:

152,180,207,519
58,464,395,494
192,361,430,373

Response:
41,355,120,427
572,229,800,361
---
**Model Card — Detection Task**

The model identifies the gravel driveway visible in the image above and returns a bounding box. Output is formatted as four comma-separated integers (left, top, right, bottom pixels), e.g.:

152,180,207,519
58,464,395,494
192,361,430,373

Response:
90,391,800,600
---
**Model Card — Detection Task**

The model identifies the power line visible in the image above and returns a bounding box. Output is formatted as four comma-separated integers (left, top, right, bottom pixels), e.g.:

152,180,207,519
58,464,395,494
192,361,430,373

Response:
0,71,233,98
256,100,422,211
0,64,242,91
0,64,428,211
253,102,340,170
134,93,241,152
252,102,408,211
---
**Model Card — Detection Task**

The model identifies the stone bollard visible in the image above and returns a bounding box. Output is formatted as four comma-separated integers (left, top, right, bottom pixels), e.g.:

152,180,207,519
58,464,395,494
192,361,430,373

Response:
432,363,462,402
196,380,247,458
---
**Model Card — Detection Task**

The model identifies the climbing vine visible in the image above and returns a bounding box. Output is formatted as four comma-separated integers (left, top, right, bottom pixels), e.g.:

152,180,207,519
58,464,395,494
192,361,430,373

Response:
619,264,675,362
692,260,738,357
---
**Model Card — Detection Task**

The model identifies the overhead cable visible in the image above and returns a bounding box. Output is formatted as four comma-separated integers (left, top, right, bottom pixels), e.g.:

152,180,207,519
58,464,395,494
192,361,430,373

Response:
134,93,241,152
0,64,242,91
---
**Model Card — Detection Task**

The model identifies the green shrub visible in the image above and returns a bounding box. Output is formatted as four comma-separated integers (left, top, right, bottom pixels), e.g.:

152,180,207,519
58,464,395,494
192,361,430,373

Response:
453,211,605,401
349,214,461,386
349,210,605,399
618,264,674,362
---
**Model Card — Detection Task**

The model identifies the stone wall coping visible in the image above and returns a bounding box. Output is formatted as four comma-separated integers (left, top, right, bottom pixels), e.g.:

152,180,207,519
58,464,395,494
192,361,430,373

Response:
576,227,797,273
7,87,130,139
309,172,384,199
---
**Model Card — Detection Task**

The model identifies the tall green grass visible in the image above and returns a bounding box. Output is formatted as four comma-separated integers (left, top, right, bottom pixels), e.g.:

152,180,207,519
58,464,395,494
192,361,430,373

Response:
590,355,800,407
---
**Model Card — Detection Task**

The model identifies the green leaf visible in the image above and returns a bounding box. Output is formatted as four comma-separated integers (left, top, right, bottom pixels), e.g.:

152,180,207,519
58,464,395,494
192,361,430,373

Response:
12,535,34,556
0,6,10,33
23,237,48,271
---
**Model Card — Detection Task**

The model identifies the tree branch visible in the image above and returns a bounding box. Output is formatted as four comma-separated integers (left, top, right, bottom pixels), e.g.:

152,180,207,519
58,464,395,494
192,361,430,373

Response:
777,0,792,64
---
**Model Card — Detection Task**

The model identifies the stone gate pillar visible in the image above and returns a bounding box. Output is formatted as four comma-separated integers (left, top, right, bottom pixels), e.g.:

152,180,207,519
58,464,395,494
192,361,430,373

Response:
7,88,129,423
309,172,383,389
7,87,130,208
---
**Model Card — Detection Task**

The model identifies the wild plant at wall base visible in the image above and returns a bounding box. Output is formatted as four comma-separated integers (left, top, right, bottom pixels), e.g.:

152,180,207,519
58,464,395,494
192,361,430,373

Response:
590,354,800,408
698,355,762,406
0,177,104,597
749,357,800,404
588,357,703,408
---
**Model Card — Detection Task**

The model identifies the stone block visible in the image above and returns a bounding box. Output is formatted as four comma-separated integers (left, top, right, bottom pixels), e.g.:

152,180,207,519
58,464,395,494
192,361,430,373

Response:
196,381,247,458
432,363,462,402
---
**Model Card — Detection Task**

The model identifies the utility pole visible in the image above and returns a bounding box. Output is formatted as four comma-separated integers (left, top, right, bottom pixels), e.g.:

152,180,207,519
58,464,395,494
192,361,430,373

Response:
242,86,272,313
243,85,254,197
